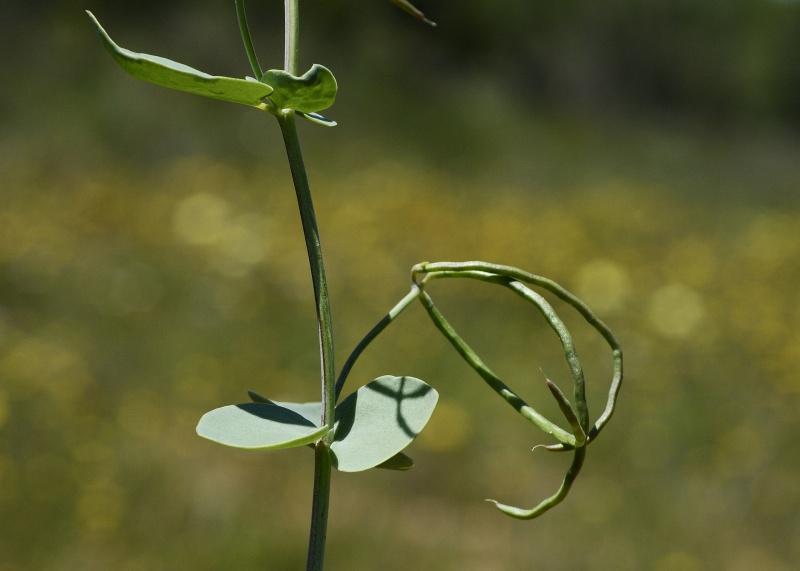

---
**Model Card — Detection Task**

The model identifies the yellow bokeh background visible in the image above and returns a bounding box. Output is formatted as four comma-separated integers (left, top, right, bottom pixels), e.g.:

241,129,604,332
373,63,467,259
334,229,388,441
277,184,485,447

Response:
2,1,799,568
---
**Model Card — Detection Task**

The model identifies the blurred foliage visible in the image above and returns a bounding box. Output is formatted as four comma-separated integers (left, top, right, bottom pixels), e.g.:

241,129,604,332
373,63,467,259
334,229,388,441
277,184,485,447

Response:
2,0,800,570
3,0,800,136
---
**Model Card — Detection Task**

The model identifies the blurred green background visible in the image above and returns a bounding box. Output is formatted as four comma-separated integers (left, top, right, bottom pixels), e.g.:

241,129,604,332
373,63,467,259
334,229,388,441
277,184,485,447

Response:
2,1,799,569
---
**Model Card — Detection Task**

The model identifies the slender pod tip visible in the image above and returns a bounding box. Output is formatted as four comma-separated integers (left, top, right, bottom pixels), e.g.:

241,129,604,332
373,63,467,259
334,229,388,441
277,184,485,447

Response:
485,499,533,520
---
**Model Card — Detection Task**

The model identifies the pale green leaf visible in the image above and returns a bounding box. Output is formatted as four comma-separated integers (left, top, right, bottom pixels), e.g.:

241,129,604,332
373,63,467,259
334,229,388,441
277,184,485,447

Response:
244,383,425,471
245,391,411,469
331,375,438,472
197,402,328,450
86,11,272,107
261,64,337,113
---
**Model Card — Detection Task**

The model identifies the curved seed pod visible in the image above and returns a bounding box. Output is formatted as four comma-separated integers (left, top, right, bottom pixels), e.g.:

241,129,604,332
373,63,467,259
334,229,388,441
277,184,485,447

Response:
418,270,590,434
409,261,622,520
331,260,620,520
488,447,586,520
417,288,577,447
415,261,623,442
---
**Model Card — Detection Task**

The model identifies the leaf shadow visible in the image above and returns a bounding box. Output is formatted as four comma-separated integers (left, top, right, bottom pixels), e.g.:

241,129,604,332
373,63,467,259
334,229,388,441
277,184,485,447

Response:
368,376,434,439
236,402,317,428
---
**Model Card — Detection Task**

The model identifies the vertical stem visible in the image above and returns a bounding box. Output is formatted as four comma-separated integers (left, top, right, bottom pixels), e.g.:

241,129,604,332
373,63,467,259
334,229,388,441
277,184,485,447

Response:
284,0,300,74
278,114,336,435
279,4,334,569
278,114,336,570
306,442,332,571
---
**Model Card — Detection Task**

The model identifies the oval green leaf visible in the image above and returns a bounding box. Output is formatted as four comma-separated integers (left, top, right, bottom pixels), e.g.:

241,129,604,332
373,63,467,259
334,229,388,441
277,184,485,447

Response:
197,402,328,450
261,65,337,113
245,389,418,470
331,375,438,472
86,11,272,107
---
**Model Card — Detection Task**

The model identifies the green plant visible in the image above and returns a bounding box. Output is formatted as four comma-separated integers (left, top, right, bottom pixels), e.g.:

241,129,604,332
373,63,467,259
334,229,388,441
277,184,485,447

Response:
87,2,623,569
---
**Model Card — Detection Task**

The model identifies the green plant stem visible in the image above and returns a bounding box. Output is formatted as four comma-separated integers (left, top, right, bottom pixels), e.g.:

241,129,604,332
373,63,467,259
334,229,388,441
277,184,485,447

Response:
277,113,335,432
235,0,263,78
306,442,332,570
413,267,600,519
284,0,300,74
278,112,335,570
278,4,334,570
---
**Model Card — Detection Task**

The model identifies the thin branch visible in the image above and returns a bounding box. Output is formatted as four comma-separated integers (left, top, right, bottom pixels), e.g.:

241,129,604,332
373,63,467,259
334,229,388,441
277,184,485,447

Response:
235,0,263,78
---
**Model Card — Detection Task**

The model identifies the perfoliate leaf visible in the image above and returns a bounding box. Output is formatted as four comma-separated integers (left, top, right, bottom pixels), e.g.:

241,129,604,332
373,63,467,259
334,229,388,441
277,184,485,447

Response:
86,11,272,107
242,383,425,472
197,402,328,450
261,64,337,113
330,375,438,472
